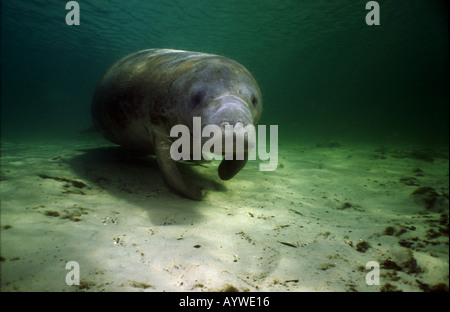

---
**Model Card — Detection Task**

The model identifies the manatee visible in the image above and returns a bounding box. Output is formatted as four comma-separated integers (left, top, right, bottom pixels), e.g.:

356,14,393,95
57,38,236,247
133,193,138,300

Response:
91,49,262,200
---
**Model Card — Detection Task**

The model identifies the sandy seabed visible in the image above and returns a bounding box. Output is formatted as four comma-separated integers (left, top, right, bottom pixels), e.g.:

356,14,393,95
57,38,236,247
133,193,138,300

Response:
0,135,448,292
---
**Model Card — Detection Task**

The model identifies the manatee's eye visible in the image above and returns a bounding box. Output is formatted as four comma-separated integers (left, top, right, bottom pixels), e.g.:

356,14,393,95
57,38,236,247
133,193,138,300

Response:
251,95,258,107
191,89,206,107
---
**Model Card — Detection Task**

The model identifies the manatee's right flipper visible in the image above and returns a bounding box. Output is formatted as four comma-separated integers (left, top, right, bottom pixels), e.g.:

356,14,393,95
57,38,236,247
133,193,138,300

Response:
152,128,203,200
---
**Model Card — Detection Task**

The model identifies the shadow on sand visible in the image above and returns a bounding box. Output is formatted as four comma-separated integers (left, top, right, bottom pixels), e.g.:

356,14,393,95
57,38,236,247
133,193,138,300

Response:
68,146,226,225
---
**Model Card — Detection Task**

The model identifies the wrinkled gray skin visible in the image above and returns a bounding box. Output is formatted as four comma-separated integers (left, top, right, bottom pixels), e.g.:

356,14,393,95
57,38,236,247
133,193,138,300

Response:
92,49,262,200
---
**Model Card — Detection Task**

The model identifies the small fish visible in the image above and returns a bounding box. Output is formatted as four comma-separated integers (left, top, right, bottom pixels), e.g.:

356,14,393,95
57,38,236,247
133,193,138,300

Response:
278,241,297,248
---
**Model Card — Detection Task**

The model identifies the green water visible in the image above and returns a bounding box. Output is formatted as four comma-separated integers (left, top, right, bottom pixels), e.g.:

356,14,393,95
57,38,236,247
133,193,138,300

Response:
1,0,448,145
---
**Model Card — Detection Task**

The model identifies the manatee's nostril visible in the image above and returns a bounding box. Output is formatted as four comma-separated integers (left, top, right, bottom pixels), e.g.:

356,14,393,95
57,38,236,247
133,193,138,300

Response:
235,121,244,129
221,121,230,127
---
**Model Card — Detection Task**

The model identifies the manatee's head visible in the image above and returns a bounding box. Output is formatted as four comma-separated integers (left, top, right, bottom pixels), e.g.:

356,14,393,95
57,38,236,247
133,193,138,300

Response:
177,56,262,152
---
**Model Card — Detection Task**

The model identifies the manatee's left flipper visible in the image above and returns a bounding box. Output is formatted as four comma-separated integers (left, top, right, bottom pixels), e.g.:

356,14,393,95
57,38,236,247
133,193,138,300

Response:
218,153,248,180
152,128,203,200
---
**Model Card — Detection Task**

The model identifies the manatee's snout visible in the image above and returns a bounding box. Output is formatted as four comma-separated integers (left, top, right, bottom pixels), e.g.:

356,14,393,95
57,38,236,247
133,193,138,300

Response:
209,95,254,129
202,95,256,154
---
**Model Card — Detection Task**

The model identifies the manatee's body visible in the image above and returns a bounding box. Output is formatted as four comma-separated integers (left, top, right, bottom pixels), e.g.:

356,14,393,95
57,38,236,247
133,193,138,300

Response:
92,49,262,200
